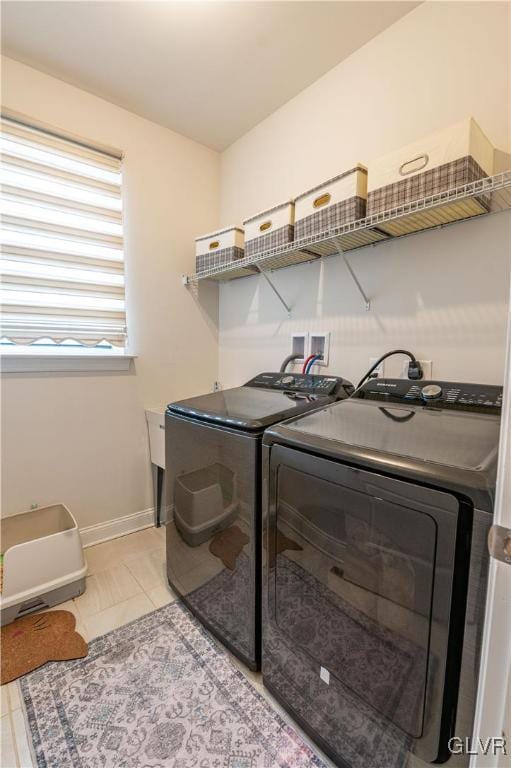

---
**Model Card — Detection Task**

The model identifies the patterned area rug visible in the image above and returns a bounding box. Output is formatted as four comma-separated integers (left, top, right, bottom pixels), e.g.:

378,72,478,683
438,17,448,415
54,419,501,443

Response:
190,551,253,662
20,602,327,768
190,531,303,665
263,556,421,768
275,556,428,738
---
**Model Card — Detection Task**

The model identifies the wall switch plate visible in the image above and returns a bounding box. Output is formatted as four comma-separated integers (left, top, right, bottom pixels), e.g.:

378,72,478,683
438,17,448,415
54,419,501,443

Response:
310,332,330,366
400,360,432,380
369,357,385,379
291,332,308,362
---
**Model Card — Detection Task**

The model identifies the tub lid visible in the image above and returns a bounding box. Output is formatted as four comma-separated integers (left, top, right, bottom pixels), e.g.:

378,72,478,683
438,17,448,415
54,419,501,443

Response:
167,385,335,432
195,226,244,242
294,164,368,201
243,200,294,225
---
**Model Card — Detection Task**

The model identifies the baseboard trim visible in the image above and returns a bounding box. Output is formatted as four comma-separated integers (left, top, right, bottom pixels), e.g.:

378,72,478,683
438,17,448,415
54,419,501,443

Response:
80,508,156,548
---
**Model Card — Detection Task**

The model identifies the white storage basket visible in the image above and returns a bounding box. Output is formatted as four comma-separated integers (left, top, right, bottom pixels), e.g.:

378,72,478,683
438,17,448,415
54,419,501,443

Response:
294,165,368,240
195,226,245,274
243,201,295,258
0,504,87,626
367,117,494,234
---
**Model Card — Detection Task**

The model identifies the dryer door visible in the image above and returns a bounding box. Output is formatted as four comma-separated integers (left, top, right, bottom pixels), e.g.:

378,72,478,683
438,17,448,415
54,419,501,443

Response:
264,445,468,766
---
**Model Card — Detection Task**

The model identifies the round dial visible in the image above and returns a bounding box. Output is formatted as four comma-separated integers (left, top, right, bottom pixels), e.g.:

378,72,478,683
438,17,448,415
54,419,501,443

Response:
421,384,443,401
280,375,295,385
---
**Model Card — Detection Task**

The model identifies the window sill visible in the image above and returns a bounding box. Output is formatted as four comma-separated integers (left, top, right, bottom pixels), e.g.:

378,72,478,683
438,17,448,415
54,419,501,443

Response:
1,353,136,374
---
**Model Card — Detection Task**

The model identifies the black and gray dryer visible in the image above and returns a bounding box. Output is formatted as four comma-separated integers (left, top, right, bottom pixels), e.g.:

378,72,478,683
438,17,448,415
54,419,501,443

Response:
165,371,353,670
262,378,502,767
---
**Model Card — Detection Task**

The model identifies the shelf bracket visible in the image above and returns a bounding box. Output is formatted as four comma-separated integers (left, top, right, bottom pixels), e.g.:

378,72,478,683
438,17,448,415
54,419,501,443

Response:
255,264,292,316
335,239,371,311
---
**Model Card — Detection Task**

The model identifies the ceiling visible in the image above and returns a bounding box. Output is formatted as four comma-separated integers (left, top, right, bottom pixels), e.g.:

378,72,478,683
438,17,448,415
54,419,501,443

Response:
1,1,420,150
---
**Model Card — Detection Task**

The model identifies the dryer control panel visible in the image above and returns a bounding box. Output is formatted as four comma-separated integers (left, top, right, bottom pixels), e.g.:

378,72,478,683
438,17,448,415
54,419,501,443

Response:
246,372,353,397
356,379,503,413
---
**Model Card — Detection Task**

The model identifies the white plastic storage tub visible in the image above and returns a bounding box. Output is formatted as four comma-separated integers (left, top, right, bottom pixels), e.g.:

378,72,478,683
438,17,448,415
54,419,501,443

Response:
294,165,368,240
195,226,245,274
145,406,167,527
0,504,87,626
146,406,165,470
174,463,238,547
366,117,494,234
243,201,295,257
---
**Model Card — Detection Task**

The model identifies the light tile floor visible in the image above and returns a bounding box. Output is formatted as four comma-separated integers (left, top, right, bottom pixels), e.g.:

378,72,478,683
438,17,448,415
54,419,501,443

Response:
1,526,334,768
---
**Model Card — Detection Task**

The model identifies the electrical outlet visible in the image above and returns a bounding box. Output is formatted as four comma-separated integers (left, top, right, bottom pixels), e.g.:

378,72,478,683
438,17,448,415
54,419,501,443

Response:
310,332,330,366
291,332,308,362
400,360,432,380
369,357,385,379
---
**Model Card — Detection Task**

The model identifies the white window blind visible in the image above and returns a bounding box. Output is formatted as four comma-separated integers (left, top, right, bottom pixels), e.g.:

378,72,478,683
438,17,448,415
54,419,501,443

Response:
0,117,127,348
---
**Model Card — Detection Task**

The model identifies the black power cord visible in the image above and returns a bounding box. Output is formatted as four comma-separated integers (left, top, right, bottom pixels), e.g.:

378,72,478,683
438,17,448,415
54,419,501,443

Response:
356,349,423,390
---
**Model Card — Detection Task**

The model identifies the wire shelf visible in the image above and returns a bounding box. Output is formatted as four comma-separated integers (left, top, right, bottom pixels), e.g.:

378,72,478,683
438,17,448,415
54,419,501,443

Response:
185,171,511,284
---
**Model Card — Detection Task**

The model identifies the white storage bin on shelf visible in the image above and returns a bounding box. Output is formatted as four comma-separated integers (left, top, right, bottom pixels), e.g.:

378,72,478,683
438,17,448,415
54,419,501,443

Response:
195,226,245,274
367,117,495,235
243,201,295,257
294,165,368,240
0,503,87,626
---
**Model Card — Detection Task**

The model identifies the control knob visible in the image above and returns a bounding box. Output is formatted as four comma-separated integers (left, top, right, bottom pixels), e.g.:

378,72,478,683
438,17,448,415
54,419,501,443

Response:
421,384,443,401
280,375,294,386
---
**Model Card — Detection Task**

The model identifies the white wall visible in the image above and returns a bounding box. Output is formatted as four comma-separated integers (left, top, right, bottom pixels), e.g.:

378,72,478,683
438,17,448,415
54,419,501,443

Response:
219,1,511,388
1,57,220,529
2,1,511,531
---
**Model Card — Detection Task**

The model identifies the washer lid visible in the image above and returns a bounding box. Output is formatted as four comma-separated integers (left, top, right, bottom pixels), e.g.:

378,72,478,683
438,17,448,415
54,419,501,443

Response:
167,386,332,431
278,398,500,472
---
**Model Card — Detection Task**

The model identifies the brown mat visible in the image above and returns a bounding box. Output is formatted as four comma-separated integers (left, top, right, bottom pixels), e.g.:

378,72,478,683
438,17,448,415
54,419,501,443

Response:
209,526,303,570
1,610,88,685
263,529,303,555
209,525,249,570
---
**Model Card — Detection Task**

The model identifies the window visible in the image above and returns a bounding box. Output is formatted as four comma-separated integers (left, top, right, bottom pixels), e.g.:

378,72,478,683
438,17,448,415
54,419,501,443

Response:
0,116,127,361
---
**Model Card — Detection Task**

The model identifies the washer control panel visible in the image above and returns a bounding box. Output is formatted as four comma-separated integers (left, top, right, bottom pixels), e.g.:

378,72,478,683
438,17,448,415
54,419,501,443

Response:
246,372,352,396
356,379,503,413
